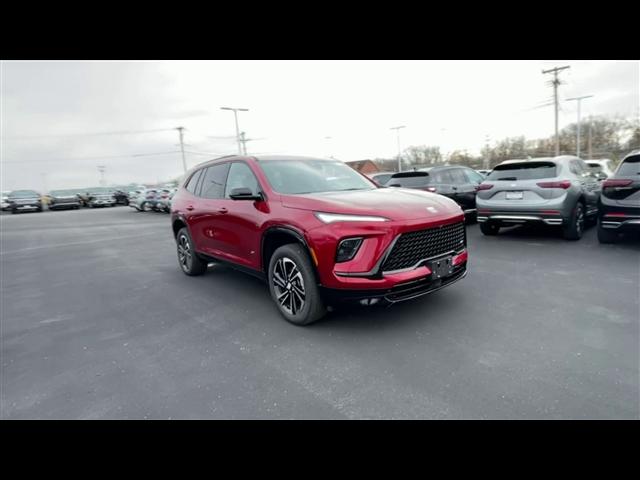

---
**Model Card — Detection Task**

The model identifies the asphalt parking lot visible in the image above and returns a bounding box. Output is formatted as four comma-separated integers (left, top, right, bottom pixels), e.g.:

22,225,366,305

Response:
1,206,638,419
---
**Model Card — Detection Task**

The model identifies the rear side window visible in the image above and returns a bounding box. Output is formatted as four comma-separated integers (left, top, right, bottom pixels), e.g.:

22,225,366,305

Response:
617,155,640,176
185,169,203,194
464,168,485,184
388,174,431,187
486,162,557,181
199,163,230,199
430,170,454,184
448,168,468,184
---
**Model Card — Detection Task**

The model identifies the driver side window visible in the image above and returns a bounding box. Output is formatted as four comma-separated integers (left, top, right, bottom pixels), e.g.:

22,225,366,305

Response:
224,162,260,198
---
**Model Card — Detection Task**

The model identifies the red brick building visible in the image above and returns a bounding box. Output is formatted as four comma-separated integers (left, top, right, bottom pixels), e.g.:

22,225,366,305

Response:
345,160,380,175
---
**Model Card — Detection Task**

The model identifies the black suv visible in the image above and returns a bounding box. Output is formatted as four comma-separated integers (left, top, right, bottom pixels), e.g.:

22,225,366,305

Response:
597,150,640,243
386,165,484,221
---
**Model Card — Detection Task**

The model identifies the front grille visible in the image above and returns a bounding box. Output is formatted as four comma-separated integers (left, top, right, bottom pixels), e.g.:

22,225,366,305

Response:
382,221,465,272
385,265,466,302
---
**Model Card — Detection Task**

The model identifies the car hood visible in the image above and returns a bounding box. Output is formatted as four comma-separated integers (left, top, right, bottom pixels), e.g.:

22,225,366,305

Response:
280,187,462,221
51,195,78,200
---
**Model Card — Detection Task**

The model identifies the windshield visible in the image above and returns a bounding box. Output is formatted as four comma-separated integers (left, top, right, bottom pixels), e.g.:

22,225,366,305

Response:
9,190,39,198
486,162,557,181
258,159,376,194
87,187,113,194
50,190,78,196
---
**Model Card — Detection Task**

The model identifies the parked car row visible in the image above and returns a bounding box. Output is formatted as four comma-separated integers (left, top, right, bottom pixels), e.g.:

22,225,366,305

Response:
367,152,638,244
3,187,137,214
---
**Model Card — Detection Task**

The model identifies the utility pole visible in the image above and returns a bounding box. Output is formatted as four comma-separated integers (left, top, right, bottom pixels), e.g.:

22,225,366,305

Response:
484,134,491,170
239,132,248,155
324,136,333,159
97,165,106,186
566,94,594,158
221,107,249,155
542,65,570,156
390,125,406,172
176,126,188,172
588,116,593,159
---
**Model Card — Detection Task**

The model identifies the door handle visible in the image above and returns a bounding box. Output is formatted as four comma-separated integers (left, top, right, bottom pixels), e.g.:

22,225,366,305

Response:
452,186,458,191
186,205,194,211
218,207,228,214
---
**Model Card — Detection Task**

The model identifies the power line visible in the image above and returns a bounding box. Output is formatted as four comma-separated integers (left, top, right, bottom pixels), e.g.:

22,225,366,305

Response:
1,150,181,164
1,128,176,141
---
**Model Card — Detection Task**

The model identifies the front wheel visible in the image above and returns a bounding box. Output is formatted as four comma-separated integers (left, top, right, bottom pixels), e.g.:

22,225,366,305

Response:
176,228,207,276
268,244,326,326
480,222,500,236
597,220,618,244
563,202,584,240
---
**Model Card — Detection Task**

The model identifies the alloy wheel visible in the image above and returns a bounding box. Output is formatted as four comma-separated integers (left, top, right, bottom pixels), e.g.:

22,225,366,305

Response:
177,235,192,272
272,257,306,315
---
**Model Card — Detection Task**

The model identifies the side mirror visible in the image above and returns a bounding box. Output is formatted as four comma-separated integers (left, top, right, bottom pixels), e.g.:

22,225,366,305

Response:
229,187,262,200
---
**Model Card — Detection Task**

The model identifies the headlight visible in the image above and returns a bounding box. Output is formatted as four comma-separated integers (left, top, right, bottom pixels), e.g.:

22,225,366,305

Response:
314,212,389,223
336,237,363,263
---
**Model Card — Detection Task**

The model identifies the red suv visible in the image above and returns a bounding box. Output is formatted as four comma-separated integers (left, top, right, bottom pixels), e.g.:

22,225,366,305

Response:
171,155,468,325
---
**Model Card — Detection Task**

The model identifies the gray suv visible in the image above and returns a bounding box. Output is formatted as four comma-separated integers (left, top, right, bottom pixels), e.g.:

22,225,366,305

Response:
476,156,601,240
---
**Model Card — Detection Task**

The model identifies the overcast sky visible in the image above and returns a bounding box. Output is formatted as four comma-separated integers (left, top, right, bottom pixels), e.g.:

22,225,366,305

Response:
1,60,638,191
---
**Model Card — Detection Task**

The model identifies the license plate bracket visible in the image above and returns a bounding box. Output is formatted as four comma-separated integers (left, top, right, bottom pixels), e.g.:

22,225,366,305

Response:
429,255,453,280
506,191,524,200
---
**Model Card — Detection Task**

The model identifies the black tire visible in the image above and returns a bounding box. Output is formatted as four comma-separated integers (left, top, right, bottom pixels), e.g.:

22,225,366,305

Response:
268,243,326,326
480,222,500,236
11,208,17,215
563,202,585,240
176,227,207,276
597,219,618,244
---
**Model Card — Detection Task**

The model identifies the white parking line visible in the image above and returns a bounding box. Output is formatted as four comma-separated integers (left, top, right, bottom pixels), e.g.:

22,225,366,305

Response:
0,231,161,256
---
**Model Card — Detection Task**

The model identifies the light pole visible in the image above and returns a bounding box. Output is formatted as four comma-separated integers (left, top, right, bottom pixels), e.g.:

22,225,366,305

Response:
220,107,249,155
324,136,333,158
97,165,106,186
390,125,406,172
566,95,594,158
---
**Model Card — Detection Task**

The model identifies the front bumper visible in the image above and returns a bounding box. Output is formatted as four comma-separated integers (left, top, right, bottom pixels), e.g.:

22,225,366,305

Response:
50,201,80,209
11,203,40,211
321,263,467,305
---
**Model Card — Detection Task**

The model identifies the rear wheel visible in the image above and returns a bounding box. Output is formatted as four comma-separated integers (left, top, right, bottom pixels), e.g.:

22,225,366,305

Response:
268,244,326,326
176,227,207,276
597,219,618,244
563,202,584,240
480,222,500,236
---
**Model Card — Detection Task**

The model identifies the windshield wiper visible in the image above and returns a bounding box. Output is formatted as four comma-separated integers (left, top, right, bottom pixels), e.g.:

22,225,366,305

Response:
497,177,517,181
